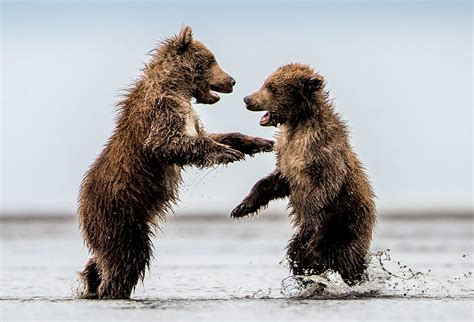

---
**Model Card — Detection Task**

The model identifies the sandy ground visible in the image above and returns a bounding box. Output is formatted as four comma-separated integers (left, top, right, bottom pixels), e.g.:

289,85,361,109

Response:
0,214,473,321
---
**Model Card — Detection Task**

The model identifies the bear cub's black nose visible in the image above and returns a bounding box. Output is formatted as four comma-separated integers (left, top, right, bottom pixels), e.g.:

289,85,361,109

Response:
243,96,250,105
230,77,236,86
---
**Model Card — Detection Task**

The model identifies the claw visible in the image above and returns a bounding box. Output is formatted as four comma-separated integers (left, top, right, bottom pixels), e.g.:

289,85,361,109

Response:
231,203,252,219
256,138,274,153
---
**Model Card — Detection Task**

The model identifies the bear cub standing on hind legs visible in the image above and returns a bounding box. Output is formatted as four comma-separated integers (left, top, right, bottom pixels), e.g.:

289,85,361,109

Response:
77,26,273,300
231,64,376,285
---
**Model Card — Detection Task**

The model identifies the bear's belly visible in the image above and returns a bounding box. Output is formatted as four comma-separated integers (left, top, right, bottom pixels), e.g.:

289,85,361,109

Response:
146,164,182,220
279,155,308,182
163,164,182,193
153,164,182,200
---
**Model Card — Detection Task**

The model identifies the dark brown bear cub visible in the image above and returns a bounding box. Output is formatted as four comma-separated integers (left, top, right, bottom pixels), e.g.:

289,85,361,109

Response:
78,26,273,300
231,64,376,285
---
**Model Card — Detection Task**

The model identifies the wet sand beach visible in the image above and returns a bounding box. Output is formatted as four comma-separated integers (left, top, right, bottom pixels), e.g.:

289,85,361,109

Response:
1,213,473,321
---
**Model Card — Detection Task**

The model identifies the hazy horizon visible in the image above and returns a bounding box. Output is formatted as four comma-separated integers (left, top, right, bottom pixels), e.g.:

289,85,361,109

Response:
1,1,472,215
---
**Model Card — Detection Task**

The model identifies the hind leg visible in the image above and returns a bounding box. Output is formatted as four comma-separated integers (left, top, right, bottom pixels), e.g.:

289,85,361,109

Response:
78,257,101,299
286,227,327,276
287,230,368,285
97,269,141,300
95,224,153,300
329,244,368,286
95,254,149,299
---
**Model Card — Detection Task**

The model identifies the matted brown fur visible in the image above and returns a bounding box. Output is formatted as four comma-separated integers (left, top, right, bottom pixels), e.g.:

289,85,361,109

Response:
232,64,376,285
77,26,273,299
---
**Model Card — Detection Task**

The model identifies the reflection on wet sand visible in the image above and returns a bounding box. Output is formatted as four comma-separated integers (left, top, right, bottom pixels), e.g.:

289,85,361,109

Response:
0,213,473,321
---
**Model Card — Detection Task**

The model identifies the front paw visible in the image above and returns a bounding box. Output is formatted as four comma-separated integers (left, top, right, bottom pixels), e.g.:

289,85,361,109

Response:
237,137,274,156
231,201,255,218
251,137,274,154
214,147,245,165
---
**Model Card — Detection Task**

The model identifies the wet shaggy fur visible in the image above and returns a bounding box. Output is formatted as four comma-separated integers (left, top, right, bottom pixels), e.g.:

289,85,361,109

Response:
77,26,273,300
232,64,376,285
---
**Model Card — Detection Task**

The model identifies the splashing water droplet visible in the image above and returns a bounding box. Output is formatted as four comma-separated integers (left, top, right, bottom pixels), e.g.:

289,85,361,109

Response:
280,249,474,299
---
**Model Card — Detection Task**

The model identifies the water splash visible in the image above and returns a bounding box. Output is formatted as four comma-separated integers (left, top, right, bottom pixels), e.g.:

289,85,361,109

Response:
281,250,473,299
250,288,273,299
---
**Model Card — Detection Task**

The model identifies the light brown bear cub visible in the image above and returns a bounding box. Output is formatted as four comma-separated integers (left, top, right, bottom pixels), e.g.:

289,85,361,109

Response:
231,64,376,285
78,26,273,299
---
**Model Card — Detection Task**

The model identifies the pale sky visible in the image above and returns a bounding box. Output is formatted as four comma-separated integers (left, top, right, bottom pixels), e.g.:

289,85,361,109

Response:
1,1,472,215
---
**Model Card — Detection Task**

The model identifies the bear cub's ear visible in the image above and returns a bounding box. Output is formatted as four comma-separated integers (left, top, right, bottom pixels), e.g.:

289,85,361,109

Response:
176,25,193,53
300,74,324,100
305,75,324,92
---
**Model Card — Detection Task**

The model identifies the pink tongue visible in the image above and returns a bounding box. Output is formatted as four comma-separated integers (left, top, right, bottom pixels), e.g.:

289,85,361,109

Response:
259,112,271,126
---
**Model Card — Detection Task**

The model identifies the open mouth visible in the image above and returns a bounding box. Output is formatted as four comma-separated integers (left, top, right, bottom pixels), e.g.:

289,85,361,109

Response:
199,84,232,103
260,111,272,127
208,89,220,100
196,83,233,105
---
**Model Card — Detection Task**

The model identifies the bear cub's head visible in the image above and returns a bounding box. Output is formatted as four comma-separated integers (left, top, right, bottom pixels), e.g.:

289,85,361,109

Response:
244,64,324,127
169,26,235,105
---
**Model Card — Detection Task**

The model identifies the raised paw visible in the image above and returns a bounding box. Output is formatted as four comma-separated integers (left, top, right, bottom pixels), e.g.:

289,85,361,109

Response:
231,201,255,218
214,147,245,165
250,137,274,154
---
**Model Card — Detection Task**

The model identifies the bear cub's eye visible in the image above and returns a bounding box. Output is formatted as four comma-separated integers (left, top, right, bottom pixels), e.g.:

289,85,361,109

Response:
267,84,277,93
